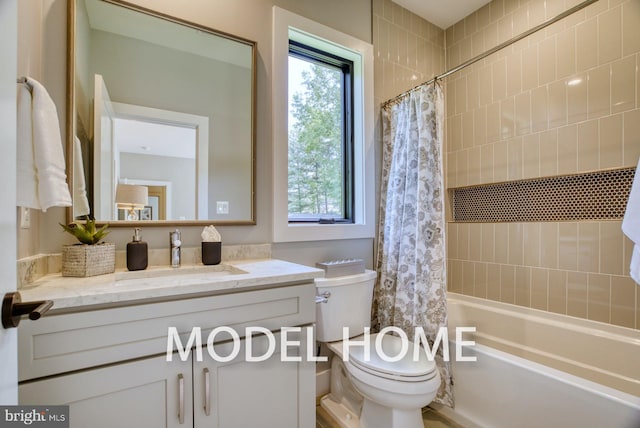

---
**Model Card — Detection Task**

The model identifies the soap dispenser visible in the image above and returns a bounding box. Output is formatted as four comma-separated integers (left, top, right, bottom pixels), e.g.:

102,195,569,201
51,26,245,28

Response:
127,228,148,271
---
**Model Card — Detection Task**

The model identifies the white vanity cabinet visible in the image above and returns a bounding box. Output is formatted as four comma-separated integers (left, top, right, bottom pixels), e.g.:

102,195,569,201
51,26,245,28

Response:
18,281,316,428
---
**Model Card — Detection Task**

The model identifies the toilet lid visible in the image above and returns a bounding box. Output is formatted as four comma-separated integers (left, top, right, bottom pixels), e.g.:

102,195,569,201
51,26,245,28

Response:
348,333,436,380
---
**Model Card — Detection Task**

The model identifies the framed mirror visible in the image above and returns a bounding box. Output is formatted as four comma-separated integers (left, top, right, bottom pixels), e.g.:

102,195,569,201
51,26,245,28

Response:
67,0,256,226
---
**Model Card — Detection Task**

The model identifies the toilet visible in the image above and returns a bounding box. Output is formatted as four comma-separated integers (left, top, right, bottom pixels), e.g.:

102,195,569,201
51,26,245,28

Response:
315,270,441,428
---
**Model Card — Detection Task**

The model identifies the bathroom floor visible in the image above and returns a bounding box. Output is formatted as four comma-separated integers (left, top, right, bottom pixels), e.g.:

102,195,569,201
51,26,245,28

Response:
316,405,464,428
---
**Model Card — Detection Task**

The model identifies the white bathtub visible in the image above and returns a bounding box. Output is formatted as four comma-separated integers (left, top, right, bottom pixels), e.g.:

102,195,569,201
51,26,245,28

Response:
437,293,640,428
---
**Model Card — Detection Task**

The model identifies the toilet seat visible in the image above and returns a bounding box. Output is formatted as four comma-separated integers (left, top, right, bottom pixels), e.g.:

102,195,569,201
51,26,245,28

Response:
346,334,437,382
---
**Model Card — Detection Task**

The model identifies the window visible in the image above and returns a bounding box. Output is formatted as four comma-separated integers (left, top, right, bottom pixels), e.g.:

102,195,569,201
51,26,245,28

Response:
273,7,374,242
288,41,353,223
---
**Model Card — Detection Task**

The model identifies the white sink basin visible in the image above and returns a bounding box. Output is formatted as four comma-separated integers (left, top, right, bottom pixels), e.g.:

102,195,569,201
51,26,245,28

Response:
115,264,248,284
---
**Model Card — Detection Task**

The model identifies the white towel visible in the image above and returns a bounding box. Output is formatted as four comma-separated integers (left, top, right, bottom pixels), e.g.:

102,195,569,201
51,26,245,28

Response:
73,136,91,217
16,83,39,209
622,158,640,284
16,77,72,211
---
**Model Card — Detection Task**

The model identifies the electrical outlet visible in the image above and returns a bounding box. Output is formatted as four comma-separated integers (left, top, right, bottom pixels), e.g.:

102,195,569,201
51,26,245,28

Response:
216,201,229,214
20,207,31,229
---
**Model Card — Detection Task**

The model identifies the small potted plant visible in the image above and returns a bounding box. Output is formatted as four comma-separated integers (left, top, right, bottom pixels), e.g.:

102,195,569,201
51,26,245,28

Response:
60,219,115,277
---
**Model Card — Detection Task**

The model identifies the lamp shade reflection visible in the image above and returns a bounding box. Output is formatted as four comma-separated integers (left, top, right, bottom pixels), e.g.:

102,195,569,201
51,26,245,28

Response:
115,184,148,220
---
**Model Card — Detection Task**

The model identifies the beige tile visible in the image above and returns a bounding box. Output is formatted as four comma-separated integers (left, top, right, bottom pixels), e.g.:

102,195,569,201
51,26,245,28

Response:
584,0,607,19
494,223,509,264
507,137,523,180
458,222,469,260
528,0,545,28
514,92,531,136
477,3,491,29
557,124,578,175
548,80,567,129
493,140,509,182
623,0,640,56
466,72,479,111
515,266,531,308
577,120,599,172
611,56,636,114
522,45,538,91
623,109,640,166
481,223,495,262
506,52,521,97
462,261,475,295
469,223,482,261
486,102,501,143
474,105,487,147
540,222,558,269
522,134,540,179
558,223,578,271
531,267,548,310
479,65,493,106
468,146,482,185
449,259,463,293
480,143,494,183
567,74,588,124
598,6,622,65
567,271,588,319
500,265,515,304
538,37,556,85
588,273,611,323
599,114,623,169
624,234,634,278
457,149,469,186
455,77,466,115
600,221,624,275
497,15,512,45
484,23,498,56
548,270,567,315
473,262,488,298
450,114,462,152
447,151,457,188
508,223,524,266
492,57,507,102
557,28,576,79
610,275,636,329
487,263,501,301
491,0,505,22
446,81,456,118
501,98,515,140
531,86,548,133
447,223,458,259
576,18,597,71
588,64,611,120
462,111,474,149
539,130,558,176
523,222,541,267
578,222,600,273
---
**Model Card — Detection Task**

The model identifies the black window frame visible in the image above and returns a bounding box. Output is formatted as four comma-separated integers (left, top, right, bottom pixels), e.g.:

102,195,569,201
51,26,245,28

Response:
287,40,355,224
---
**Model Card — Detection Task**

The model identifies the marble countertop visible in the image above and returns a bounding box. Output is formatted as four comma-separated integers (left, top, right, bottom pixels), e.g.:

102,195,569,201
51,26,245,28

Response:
19,259,324,312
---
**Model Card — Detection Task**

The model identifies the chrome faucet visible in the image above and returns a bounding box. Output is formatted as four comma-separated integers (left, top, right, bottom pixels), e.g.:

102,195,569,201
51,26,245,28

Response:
170,229,182,267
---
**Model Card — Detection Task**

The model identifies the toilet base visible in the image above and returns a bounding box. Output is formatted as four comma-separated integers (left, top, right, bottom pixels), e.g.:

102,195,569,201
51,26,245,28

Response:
359,399,423,428
320,394,359,428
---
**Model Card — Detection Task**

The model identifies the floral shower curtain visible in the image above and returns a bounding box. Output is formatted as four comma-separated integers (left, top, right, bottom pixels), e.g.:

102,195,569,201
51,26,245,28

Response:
373,83,453,407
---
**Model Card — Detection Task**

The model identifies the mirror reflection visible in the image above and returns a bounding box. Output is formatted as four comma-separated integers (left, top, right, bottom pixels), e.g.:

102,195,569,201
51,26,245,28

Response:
70,0,255,224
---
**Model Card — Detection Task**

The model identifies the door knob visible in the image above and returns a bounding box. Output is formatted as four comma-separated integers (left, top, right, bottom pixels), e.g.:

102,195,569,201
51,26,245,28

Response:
2,291,53,329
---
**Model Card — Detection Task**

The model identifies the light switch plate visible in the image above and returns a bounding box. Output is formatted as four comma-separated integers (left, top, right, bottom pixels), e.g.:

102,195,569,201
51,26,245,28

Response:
20,207,30,229
216,201,229,214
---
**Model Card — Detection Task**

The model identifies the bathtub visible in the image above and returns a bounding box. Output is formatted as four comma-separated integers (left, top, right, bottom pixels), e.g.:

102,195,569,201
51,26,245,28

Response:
436,293,640,428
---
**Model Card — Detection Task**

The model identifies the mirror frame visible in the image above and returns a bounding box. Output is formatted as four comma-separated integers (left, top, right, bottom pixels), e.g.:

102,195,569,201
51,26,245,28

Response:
66,0,257,226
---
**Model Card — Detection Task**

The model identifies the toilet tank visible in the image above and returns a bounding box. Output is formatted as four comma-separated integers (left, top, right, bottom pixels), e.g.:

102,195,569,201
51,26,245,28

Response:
315,270,377,342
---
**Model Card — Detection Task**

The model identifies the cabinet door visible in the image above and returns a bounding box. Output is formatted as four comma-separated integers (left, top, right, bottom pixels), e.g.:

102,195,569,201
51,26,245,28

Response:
20,355,193,428
194,328,315,428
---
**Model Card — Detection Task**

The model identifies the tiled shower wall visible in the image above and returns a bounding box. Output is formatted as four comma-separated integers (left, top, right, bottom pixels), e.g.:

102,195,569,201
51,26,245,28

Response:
372,0,445,111
445,0,640,329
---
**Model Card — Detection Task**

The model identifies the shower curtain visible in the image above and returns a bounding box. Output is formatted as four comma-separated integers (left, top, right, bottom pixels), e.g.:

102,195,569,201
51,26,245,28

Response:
373,83,453,406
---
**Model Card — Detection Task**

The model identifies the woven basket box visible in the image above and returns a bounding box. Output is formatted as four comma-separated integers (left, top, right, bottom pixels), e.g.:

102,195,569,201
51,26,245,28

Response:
62,243,116,277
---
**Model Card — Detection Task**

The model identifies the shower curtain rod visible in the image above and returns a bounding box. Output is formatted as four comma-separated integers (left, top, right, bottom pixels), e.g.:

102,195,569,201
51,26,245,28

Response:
382,0,599,107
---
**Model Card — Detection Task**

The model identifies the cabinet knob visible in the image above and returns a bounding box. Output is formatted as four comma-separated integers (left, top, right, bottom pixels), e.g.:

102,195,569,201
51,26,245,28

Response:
2,291,53,329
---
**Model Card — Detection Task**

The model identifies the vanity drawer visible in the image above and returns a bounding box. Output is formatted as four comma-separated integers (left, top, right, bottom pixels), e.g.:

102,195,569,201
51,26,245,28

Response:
19,283,315,381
